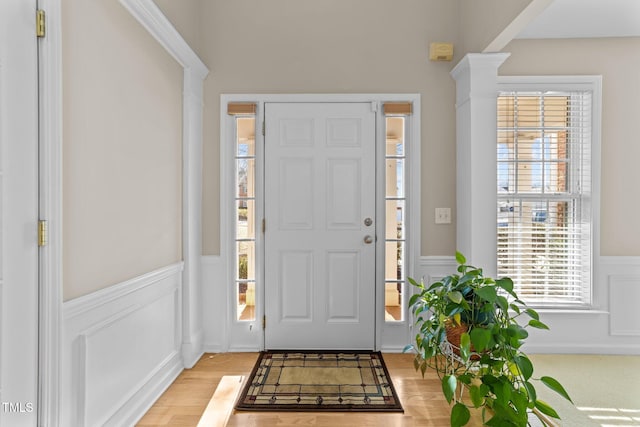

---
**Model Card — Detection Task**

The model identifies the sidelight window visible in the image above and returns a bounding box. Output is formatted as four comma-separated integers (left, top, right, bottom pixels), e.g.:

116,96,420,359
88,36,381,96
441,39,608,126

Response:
235,116,256,320
385,116,406,321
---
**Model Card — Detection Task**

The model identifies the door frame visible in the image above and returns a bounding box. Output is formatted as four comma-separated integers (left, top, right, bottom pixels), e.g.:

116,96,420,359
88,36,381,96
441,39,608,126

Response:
220,94,421,352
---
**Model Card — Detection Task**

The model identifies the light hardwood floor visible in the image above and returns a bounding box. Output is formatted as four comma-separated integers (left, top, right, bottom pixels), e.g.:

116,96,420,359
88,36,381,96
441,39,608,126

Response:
136,352,483,427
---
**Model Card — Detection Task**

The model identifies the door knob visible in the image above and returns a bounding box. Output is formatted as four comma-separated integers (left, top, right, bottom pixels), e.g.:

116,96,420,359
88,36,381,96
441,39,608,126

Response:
364,235,373,244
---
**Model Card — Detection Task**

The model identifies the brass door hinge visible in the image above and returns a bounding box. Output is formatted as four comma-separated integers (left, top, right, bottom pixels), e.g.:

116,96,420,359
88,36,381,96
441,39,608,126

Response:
38,220,48,247
262,315,266,330
36,10,46,38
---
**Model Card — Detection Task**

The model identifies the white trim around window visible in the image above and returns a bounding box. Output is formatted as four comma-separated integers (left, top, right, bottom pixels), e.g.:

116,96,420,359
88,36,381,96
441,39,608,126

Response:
496,75,602,310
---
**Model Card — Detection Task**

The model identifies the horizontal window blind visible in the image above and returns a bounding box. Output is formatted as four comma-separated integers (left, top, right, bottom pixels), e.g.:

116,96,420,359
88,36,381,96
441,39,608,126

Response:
497,90,592,307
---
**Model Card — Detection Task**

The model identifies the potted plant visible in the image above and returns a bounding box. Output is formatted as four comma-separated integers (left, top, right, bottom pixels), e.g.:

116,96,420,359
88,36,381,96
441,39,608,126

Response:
405,251,572,427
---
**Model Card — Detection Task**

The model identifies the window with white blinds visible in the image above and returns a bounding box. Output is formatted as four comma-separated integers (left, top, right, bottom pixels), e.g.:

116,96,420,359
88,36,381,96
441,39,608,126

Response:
496,82,597,307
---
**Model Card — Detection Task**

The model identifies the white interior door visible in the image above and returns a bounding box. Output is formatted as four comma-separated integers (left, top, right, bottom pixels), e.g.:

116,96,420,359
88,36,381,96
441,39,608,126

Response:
0,0,40,425
264,102,376,350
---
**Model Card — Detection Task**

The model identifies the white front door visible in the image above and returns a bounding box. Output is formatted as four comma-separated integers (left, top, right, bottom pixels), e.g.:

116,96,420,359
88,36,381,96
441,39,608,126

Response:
0,0,40,425
264,102,376,350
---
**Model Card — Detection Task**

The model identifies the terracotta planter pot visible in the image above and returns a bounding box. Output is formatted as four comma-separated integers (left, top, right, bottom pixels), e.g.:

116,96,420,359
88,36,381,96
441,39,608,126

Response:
445,320,481,361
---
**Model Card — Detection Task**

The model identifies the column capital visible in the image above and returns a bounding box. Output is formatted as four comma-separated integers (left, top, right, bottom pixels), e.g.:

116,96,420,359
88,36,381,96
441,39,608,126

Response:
450,53,511,81
451,53,511,106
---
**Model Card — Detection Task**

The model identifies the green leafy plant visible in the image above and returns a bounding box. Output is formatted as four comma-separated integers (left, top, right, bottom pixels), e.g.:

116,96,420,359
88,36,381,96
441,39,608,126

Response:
405,251,572,427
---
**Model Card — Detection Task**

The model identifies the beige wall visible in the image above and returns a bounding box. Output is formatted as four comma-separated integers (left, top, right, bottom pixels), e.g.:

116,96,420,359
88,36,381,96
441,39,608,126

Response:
200,0,461,256
62,0,183,300
458,0,531,53
501,37,640,256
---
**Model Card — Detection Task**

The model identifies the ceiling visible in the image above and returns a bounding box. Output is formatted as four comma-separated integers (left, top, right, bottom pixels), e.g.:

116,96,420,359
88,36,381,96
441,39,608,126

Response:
516,0,640,39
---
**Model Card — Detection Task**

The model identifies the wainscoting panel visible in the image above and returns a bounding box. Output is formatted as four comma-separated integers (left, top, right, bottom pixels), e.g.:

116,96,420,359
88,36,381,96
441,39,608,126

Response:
61,263,184,427
415,256,459,287
609,274,640,336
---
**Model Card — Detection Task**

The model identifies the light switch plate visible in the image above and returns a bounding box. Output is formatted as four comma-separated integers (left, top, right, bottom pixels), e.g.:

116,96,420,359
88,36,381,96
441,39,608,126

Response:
435,208,451,224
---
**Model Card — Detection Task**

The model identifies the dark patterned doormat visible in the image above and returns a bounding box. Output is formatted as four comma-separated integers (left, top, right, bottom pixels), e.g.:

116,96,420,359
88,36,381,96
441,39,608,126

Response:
235,351,403,412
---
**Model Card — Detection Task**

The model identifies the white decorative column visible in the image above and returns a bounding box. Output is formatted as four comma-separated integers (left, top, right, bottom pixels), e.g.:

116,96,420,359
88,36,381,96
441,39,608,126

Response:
450,53,509,276
181,68,206,368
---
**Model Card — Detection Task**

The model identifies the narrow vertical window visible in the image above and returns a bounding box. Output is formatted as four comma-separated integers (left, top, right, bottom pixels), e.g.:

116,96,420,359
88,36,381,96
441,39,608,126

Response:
235,116,256,321
385,115,406,321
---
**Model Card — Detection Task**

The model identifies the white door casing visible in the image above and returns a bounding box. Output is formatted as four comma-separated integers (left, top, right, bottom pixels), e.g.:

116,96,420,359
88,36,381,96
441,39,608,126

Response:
264,102,376,350
0,0,40,425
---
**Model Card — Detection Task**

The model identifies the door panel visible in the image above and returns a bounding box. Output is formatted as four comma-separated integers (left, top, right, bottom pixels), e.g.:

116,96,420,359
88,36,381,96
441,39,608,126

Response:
279,159,314,229
280,251,313,320
264,102,376,350
327,159,361,228
326,251,360,320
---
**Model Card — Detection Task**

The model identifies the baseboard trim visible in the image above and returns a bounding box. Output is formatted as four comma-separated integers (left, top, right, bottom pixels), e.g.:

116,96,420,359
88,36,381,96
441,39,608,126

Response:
380,346,408,354
182,329,205,368
227,346,261,353
203,344,226,354
524,343,640,355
